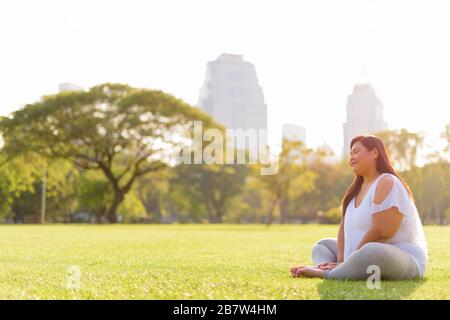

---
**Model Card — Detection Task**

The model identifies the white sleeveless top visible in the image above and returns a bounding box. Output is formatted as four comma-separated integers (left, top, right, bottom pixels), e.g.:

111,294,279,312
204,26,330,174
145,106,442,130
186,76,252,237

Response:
344,173,428,277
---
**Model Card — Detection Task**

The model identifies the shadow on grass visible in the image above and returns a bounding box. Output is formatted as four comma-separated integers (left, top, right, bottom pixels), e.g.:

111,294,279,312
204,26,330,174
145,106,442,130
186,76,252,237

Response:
317,277,427,300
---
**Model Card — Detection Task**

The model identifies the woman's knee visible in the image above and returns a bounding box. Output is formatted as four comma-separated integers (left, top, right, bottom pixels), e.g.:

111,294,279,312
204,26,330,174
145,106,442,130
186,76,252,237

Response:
314,237,337,248
355,242,388,260
312,238,338,264
311,243,326,254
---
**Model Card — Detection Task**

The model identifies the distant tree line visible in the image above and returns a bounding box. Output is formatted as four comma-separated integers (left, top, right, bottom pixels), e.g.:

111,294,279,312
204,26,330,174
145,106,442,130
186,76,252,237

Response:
0,83,449,224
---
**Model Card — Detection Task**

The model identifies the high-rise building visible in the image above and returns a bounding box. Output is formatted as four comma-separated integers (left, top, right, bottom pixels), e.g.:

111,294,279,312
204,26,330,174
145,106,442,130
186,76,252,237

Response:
342,82,388,157
197,53,268,152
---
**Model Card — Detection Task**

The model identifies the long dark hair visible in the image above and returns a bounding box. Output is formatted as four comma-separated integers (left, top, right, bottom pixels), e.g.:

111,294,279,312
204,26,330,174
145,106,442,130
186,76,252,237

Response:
341,134,415,216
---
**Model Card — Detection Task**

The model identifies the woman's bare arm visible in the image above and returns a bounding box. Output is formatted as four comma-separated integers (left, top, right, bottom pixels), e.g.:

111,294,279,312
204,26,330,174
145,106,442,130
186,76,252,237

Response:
356,176,403,250
337,217,345,262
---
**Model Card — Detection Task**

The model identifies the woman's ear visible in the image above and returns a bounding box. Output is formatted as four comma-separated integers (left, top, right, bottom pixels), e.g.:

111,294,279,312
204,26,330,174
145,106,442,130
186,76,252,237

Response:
372,148,379,160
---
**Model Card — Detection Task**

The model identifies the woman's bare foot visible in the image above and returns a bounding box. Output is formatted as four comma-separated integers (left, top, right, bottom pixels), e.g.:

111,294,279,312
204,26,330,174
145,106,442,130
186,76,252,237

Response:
290,265,307,277
296,266,326,278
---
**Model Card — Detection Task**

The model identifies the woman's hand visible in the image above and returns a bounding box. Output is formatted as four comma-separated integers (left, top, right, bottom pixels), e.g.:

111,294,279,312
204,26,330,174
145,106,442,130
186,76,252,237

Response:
316,262,340,270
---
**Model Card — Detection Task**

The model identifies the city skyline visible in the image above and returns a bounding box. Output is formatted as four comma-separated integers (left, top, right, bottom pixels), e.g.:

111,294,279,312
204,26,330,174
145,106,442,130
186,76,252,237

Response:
1,0,449,161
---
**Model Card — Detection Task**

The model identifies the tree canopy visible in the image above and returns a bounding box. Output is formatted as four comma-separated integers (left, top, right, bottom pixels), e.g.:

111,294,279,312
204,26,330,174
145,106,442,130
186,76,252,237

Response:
0,83,220,222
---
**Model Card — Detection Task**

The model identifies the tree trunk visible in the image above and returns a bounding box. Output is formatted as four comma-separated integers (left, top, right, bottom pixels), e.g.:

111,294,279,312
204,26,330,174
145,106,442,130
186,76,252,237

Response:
210,197,225,223
212,214,223,223
266,199,277,226
437,204,444,226
211,206,224,223
106,191,125,223
279,199,289,224
205,202,214,223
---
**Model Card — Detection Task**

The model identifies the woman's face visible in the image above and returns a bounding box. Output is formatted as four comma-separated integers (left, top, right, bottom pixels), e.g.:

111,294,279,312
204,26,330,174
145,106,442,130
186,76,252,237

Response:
349,141,378,175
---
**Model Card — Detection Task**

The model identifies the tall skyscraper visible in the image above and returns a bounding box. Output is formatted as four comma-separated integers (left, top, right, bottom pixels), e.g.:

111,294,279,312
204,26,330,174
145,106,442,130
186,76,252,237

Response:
342,82,388,157
197,53,268,152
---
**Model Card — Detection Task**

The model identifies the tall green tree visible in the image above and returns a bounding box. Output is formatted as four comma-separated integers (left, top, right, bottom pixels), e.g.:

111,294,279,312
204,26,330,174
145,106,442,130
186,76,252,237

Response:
258,139,317,225
173,163,250,223
377,129,424,172
0,83,218,222
0,153,40,220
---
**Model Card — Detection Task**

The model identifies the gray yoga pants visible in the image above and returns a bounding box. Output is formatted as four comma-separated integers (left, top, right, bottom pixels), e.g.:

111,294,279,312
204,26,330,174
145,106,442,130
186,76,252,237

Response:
312,238,420,280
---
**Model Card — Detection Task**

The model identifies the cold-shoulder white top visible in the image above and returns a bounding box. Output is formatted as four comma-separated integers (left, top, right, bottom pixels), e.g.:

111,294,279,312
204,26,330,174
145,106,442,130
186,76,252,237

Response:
344,173,428,277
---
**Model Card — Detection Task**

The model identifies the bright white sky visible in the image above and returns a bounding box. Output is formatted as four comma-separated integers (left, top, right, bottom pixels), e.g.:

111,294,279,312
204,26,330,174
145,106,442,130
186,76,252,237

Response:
1,0,449,160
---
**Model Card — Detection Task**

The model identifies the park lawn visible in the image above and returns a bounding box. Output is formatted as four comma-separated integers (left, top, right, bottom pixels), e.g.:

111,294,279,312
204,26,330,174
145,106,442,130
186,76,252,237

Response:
0,224,448,300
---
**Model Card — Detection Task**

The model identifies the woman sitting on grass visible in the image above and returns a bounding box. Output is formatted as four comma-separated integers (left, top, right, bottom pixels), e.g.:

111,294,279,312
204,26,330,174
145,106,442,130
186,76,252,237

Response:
291,134,428,280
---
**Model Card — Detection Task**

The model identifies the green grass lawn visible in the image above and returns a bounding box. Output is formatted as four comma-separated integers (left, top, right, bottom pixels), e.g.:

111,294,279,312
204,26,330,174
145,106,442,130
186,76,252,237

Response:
0,224,448,299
